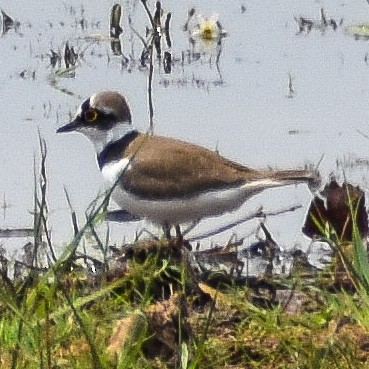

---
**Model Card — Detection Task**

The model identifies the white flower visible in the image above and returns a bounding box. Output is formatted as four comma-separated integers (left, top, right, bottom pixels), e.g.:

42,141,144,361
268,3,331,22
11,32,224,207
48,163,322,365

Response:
191,14,227,43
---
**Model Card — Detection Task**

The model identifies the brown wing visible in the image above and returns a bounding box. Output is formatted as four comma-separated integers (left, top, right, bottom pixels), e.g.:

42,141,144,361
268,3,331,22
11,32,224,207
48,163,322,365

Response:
120,134,258,199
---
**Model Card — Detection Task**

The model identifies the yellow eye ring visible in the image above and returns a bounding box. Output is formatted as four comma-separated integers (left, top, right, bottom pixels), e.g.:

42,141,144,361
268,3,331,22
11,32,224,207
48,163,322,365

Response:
84,109,98,122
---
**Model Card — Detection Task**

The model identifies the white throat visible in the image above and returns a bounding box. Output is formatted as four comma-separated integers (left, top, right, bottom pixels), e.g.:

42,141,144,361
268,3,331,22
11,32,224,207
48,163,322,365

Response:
79,121,133,154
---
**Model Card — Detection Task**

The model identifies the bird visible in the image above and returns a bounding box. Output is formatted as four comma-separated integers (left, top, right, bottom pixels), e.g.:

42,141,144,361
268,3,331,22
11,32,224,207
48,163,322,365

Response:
57,91,319,237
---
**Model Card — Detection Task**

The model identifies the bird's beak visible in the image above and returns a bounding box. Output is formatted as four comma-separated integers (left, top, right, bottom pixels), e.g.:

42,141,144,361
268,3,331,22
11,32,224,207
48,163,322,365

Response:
56,118,80,133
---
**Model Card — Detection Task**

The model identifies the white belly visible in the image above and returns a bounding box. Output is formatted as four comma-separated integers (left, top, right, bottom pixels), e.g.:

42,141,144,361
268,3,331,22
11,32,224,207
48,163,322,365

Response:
109,184,260,225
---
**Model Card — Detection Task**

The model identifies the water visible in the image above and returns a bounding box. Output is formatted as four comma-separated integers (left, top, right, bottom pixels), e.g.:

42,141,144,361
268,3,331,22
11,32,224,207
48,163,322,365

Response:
1,0,369,265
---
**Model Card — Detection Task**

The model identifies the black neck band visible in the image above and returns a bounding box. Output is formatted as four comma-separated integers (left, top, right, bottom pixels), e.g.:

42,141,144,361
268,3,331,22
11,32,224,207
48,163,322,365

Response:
97,130,139,169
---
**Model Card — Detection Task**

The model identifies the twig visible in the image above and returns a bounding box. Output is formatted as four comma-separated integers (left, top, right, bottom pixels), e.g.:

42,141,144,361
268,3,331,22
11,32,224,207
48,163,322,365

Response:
148,40,154,133
38,134,57,263
129,24,148,48
0,229,33,238
88,223,104,254
140,0,155,29
187,204,302,241
164,12,172,47
215,42,223,82
138,0,157,133
63,186,79,236
63,186,88,264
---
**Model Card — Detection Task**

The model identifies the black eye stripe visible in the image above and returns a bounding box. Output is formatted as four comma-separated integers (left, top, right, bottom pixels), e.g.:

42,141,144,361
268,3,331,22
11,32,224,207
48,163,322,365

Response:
80,97,91,111
80,108,117,130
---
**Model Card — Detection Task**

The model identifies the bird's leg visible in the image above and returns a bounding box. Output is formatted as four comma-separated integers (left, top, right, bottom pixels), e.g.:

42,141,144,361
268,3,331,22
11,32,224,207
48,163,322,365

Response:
162,223,192,251
175,225,193,251
175,225,183,242
163,222,172,239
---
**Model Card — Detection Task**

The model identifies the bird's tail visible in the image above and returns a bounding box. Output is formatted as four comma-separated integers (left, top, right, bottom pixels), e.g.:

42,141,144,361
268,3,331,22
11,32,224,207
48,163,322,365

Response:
243,168,320,193
269,168,321,191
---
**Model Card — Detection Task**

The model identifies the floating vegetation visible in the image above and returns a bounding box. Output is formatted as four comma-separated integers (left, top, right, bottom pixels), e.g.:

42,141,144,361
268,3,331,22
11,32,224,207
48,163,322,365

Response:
64,42,78,69
0,8,19,36
336,152,369,171
110,3,123,55
137,0,173,63
50,47,77,79
41,1,227,96
294,8,342,34
0,228,33,238
48,41,79,75
286,73,295,99
345,23,369,40
47,42,83,95
48,49,61,68
163,50,171,74
19,69,36,79
110,3,123,39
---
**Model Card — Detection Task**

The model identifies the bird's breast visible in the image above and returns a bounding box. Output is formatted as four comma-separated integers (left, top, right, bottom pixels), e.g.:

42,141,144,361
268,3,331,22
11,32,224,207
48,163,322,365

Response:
101,158,131,183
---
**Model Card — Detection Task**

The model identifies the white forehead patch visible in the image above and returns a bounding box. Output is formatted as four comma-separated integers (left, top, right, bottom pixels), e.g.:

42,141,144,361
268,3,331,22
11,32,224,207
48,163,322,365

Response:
90,92,116,115
89,93,98,107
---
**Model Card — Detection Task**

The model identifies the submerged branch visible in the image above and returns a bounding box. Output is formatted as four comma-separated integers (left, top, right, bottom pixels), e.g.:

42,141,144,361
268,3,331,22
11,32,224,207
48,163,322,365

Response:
188,204,303,241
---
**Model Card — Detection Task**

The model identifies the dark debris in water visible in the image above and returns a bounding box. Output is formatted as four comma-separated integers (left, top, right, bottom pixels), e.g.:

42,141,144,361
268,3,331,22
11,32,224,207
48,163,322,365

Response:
303,179,368,241
19,69,36,79
0,228,33,238
49,49,61,68
294,8,343,35
47,42,79,80
110,4,123,39
109,3,123,55
64,42,78,69
0,9,20,36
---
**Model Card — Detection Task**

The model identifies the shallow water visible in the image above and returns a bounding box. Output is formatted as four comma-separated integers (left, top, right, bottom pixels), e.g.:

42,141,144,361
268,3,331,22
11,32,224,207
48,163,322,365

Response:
1,0,369,264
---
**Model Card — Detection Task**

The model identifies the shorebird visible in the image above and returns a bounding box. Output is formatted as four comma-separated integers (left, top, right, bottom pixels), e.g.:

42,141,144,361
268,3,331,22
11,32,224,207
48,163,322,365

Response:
57,91,318,237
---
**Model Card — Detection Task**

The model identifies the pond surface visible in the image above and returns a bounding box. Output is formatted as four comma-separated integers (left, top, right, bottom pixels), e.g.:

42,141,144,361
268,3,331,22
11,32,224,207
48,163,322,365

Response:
1,0,369,267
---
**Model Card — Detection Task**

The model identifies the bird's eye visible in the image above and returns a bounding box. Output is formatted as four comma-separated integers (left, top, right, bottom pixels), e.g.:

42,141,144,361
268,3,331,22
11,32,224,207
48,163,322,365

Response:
84,109,98,122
